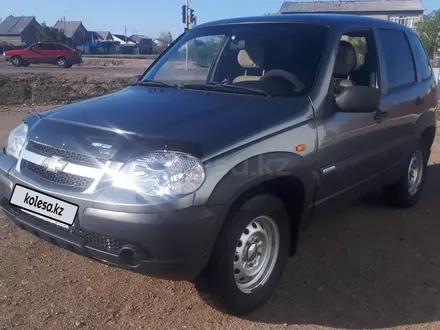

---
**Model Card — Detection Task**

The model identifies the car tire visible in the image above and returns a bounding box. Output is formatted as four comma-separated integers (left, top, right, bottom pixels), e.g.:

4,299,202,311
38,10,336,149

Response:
11,56,22,67
56,57,68,68
202,194,290,316
383,141,429,208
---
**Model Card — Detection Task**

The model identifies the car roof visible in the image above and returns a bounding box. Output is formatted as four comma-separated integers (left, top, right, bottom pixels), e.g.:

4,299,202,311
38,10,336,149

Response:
196,13,414,34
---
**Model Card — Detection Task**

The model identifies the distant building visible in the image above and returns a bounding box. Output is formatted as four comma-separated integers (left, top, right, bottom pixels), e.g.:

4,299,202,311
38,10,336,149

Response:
96,31,113,41
153,38,170,54
280,0,424,29
130,34,154,54
54,20,89,47
111,34,136,54
0,15,40,46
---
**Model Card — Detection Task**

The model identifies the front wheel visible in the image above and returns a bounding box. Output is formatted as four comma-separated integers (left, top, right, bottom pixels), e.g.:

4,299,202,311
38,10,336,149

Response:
11,56,22,67
383,142,429,208
202,195,290,316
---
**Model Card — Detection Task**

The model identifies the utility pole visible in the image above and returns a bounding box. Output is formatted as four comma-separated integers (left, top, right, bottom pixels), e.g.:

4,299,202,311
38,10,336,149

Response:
124,26,127,43
185,0,191,70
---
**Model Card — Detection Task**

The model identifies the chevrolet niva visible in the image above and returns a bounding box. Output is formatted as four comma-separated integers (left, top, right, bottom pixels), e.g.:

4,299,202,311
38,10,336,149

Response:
0,14,437,315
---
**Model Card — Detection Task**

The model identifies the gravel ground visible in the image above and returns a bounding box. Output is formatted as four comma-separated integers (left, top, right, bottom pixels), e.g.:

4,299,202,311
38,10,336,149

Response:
1,106,440,330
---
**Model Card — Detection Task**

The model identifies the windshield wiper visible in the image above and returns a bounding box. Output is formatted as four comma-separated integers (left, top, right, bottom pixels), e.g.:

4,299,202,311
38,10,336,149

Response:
131,79,181,89
182,83,272,97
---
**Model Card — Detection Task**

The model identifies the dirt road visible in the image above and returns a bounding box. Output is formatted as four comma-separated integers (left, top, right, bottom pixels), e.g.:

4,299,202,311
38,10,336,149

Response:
0,60,145,77
1,106,440,329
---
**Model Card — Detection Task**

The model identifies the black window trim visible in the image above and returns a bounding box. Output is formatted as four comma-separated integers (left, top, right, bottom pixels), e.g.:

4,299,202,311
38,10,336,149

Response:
406,30,433,82
377,27,418,93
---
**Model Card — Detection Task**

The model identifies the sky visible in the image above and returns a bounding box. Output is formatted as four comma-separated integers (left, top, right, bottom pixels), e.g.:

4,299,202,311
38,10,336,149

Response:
0,0,438,39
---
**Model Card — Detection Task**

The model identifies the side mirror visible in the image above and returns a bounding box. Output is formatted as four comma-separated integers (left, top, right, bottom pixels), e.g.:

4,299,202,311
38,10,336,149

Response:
131,75,141,83
335,86,381,113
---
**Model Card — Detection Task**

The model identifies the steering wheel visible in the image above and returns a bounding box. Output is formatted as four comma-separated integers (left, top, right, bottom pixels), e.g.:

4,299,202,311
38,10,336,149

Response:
260,70,305,93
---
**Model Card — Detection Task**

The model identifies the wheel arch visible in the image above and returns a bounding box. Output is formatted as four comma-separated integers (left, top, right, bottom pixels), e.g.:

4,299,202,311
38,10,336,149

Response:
206,152,316,257
415,110,437,150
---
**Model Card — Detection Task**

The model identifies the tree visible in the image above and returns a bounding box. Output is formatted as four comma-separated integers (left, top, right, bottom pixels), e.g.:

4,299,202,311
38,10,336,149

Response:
416,9,440,59
37,22,67,43
159,31,173,44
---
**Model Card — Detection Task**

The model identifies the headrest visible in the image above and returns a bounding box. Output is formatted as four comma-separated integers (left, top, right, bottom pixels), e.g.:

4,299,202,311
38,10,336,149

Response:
238,42,265,69
334,40,357,77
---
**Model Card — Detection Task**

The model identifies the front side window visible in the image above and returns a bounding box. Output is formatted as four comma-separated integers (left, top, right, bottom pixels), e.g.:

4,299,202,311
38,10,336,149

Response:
378,29,416,90
144,23,329,97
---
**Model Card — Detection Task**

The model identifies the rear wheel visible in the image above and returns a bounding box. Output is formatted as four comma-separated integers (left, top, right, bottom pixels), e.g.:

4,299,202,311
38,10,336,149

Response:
202,195,290,316
56,57,68,68
383,141,429,208
11,56,22,67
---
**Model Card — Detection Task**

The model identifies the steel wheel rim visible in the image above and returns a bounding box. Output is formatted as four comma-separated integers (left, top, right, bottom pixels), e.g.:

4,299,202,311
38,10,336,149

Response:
58,59,66,66
12,57,20,65
233,215,280,294
408,150,423,196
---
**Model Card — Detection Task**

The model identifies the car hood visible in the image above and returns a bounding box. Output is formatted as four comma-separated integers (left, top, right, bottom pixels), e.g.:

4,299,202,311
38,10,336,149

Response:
27,86,311,161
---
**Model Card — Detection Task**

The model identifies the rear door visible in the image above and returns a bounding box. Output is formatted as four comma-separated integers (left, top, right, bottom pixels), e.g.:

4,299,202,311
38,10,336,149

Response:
375,28,420,169
55,43,71,60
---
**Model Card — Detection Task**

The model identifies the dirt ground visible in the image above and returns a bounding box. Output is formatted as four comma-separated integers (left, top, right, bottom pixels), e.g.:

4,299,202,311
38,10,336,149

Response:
0,58,148,77
1,106,440,330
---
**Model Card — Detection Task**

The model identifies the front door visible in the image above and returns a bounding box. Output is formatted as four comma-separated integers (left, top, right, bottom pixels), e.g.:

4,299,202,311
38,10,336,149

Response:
315,29,387,204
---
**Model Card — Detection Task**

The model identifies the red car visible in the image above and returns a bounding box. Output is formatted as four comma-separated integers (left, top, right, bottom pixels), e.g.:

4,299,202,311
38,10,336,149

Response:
3,42,82,68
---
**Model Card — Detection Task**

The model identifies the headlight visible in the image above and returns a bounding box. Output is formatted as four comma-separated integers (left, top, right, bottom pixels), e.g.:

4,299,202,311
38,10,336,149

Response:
6,123,28,158
113,151,205,196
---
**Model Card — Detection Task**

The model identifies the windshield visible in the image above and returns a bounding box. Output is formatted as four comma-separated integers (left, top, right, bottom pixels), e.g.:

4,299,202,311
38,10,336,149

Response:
143,23,328,96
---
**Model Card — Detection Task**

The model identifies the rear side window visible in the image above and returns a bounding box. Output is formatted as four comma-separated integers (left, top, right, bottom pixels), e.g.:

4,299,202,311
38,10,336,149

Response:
378,29,416,90
408,33,432,80
56,44,71,51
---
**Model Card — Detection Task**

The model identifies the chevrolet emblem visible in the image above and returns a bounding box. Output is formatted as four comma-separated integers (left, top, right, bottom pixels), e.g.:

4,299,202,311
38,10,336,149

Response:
41,156,68,173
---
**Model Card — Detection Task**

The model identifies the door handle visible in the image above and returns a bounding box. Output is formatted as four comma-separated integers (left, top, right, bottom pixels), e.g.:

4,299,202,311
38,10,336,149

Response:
373,109,388,123
415,96,425,106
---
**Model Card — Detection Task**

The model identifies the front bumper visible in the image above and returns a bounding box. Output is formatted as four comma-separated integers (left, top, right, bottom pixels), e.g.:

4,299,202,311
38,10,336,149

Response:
0,152,223,281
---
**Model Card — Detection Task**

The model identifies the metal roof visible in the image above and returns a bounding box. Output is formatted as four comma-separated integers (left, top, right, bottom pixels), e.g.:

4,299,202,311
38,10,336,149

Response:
54,21,84,38
196,13,416,33
280,0,424,14
0,16,37,35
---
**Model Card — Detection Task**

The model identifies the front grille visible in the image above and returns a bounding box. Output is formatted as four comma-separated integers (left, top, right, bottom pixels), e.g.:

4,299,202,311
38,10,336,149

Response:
27,141,106,168
77,230,128,254
26,161,94,190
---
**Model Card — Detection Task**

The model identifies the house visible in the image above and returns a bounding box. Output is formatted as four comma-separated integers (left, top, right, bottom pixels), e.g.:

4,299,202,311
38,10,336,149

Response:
87,31,103,43
111,34,136,54
130,34,154,54
153,38,170,54
54,20,89,47
0,15,40,46
96,31,113,41
280,0,424,29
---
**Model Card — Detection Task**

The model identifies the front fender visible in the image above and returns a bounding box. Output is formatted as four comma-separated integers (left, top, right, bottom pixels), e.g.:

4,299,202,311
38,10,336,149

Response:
202,152,316,211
